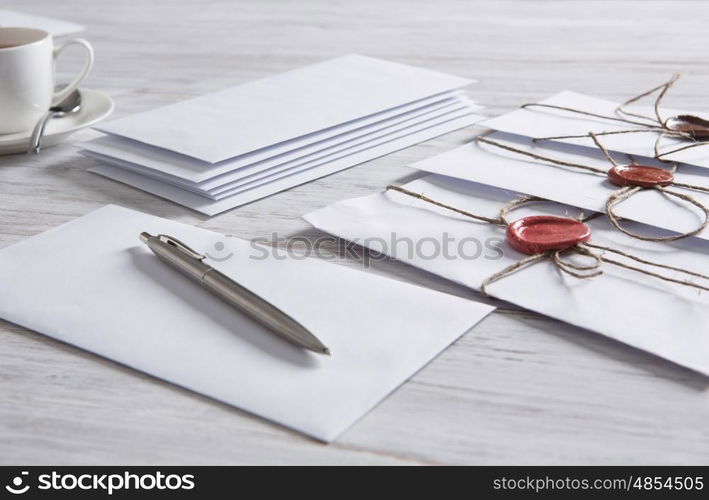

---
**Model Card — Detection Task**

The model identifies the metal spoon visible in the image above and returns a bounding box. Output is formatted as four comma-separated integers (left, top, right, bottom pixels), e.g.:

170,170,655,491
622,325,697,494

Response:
28,89,82,154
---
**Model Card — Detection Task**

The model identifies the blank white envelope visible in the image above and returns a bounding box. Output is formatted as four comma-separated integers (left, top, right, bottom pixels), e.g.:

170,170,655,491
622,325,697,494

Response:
409,132,709,242
483,90,709,169
305,175,709,376
88,113,482,215
0,205,493,441
94,54,473,163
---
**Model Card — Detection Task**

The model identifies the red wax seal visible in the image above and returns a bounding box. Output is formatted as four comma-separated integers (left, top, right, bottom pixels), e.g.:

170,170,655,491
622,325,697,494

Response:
507,216,591,255
607,165,674,188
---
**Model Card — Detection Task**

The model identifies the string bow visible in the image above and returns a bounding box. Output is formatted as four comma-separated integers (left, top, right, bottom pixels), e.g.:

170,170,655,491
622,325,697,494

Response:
385,185,709,296
477,132,709,242
522,74,709,161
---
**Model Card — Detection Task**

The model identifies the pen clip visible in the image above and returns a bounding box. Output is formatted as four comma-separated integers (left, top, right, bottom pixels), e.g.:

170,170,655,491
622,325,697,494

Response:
158,234,206,260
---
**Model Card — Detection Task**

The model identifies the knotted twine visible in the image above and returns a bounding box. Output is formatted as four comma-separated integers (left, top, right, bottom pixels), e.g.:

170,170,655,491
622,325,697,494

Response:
520,74,709,161
385,184,709,297
476,133,709,242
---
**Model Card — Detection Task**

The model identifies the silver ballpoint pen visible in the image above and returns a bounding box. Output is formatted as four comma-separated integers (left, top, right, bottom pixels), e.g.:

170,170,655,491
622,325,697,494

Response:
139,232,330,356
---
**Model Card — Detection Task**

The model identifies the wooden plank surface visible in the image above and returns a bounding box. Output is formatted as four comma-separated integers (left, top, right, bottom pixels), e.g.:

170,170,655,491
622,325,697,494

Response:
1,0,708,465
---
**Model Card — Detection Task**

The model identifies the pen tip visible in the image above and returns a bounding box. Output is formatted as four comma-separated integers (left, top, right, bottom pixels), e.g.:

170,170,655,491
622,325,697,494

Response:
322,347,331,356
139,232,151,243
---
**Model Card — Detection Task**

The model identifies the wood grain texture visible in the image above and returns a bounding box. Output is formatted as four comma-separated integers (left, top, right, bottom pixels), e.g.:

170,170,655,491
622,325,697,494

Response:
1,0,709,465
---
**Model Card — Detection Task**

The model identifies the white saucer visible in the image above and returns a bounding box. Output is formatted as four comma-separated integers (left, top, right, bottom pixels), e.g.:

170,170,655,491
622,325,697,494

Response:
0,88,114,155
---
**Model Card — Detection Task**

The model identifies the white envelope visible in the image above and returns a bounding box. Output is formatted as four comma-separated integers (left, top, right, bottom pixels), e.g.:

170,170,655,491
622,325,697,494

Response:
0,10,84,36
0,205,493,441
305,175,709,376
483,90,709,169
95,54,473,163
89,112,484,215
82,91,471,184
410,132,709,241
82,99,483,195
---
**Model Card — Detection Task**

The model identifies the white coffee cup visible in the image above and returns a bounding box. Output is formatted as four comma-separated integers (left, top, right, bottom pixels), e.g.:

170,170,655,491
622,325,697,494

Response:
0,27,94,134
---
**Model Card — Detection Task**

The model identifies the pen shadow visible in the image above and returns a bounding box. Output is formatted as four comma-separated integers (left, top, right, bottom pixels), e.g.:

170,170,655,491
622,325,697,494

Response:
128,248,318,369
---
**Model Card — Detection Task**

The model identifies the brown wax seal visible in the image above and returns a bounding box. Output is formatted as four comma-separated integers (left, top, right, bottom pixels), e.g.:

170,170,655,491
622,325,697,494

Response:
607,165,674,188
665,115,709,140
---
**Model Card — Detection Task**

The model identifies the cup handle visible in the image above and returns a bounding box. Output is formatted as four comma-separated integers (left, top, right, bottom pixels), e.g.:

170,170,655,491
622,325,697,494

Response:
52,38,94,105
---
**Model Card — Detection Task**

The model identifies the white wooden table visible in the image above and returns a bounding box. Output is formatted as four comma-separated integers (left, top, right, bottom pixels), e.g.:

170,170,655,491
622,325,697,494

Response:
2,0,708,465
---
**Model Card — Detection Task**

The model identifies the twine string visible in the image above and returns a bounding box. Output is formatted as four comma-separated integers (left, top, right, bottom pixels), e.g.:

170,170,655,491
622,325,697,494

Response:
616,74,681,126
588,131,619,167
476,136,607,175
671,180,709,193
655,139,707,160
654,131,667,161
605,185,709,241
480,252,548,296
519,103,657,128
588,132,709,241
498,194,547,225
385,185,709,296
585,242,709,282
583,242,709,293
523,75,677,130
533,128,692,144
551,247,604,278
385,184,505,226
522,74,709,158
476,133,709,241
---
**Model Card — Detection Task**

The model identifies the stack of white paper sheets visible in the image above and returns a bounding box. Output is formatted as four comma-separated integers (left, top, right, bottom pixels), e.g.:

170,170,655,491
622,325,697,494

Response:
81,54,484,215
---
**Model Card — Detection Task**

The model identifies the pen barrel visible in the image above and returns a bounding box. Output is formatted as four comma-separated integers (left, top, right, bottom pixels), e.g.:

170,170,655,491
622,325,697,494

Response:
201,270,311,340
202,270,327,353
146,236,212,278
143,235,327,353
